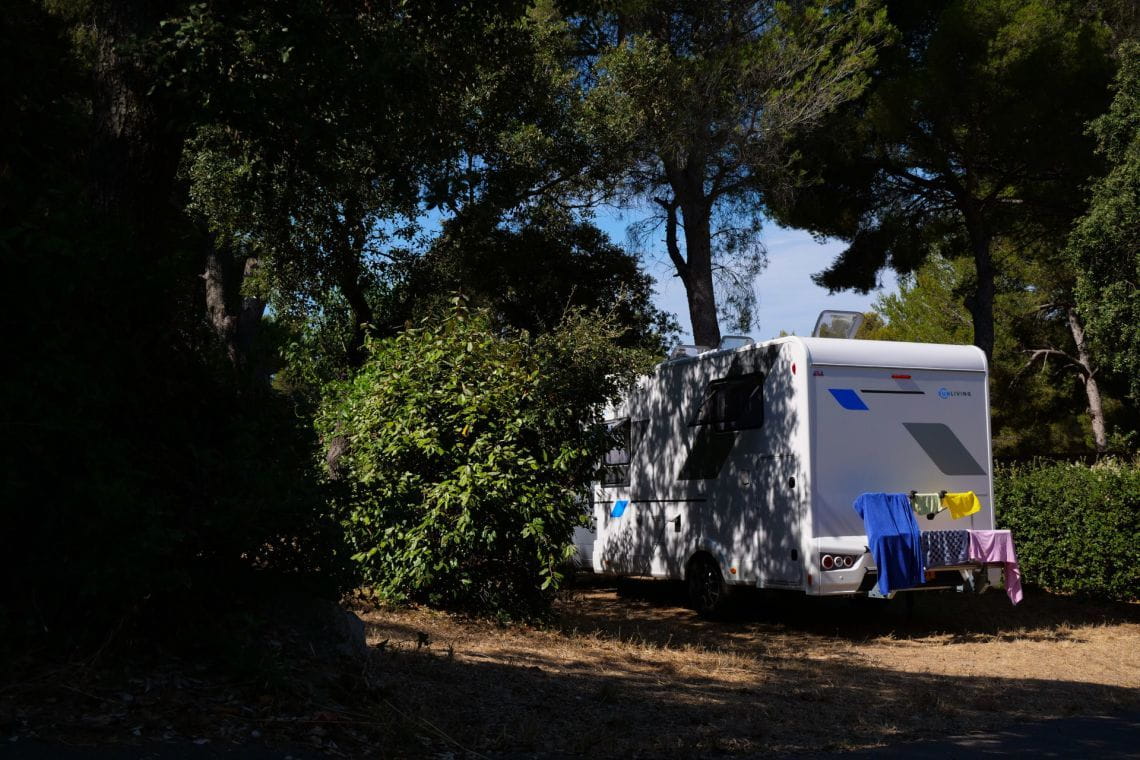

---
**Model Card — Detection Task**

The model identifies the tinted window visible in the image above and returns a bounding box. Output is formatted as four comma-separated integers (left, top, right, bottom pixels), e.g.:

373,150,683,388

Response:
692,373,764,432
601,418,631,487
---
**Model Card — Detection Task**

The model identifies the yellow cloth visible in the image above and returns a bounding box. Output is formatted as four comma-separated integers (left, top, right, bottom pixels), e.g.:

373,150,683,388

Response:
941,491,982,519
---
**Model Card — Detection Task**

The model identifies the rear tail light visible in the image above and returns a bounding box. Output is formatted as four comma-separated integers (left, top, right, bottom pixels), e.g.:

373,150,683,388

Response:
820,553,858,571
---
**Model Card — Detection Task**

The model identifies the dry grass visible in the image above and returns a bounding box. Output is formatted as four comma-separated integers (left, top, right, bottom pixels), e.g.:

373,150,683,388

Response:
3,581,1137,756
354,578,1140,756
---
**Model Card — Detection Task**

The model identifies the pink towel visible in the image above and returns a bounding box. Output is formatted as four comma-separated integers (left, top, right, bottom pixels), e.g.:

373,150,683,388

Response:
968,529,1023,604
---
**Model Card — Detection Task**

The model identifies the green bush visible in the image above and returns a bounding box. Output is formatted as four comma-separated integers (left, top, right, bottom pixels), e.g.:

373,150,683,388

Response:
995,459,1140,601
317,301,649,617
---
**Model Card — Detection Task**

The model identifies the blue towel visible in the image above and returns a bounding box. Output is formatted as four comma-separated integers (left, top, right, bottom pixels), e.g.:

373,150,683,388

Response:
853,493,925,594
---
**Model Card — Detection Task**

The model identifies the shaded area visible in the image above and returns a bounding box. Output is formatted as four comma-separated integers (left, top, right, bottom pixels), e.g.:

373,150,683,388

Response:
829,712,1140,758
353,581,1139,755
562,575,1140,644
2,583,1137,757
0,742,321,759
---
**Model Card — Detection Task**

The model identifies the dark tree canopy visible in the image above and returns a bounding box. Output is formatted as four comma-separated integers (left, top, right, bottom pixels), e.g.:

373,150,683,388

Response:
769,0,1115,358
5,0,1140,647
568,0,889,346
2,0,674,635
407,206,678,351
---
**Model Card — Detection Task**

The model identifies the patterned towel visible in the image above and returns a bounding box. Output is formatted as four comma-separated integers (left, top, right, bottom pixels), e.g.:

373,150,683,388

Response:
921,530,969,567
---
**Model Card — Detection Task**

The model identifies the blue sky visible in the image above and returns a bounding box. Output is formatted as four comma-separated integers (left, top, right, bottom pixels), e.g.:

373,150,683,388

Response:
594,208,899,342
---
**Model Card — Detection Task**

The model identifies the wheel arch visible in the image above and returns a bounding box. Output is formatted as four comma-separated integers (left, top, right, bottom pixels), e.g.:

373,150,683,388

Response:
684,540,733,582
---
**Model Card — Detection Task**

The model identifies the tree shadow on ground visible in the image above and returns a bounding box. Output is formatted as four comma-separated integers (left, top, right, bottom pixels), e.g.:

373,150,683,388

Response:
5,583,1135,758
355,621,1137,757
558,575,1140,648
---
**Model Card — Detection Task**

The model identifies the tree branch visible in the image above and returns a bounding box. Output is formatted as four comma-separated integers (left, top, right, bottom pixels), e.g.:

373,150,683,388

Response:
653,195,688,282
1022,347,1083,373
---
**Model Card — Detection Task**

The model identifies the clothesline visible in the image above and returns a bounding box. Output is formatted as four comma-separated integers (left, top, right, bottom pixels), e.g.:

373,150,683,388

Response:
853,491,1022,604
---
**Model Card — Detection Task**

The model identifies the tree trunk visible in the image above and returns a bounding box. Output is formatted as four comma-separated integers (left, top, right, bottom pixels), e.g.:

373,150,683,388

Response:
331,203,377,366
325,209,377,478
203,238,240,365
89,0,183,248
664,156,721,349
203,236,267,383
1066,305,1108,453
332,253,373,367
962,211,996,361
680,207,721,348
235,257,268,372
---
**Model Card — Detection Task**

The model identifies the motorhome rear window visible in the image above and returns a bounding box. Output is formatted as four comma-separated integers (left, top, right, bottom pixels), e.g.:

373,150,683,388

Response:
693,373,764,432
601,418,631,487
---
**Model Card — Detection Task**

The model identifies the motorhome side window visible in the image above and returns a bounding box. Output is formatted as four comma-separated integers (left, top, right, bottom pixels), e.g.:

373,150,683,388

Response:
693,373,764,432
601,418,631,487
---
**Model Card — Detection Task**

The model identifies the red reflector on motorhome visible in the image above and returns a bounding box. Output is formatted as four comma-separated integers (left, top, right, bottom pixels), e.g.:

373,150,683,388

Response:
891,374,911,379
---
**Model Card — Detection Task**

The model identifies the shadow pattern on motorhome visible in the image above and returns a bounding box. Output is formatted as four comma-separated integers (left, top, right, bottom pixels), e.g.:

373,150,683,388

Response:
595,340,804,590
591,335,996,602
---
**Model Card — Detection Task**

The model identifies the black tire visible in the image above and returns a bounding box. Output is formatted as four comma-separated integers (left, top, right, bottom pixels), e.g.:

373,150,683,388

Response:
686,554,729,617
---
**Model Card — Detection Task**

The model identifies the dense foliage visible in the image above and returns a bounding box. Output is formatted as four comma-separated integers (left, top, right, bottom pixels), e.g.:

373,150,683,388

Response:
0,1,357,643
317,302,650,616
574,0,889,345
3,0,1139,649
400,205,678,354
770,0,1115,360
1071,42,1140,401
996,460,1140,601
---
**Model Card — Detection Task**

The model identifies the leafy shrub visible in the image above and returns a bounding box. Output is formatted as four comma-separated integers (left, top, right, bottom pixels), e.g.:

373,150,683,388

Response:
317,301,649,617
995,459,1140,601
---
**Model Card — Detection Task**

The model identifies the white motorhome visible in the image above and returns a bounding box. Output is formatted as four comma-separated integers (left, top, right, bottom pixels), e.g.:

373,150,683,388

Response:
590,312,1001,613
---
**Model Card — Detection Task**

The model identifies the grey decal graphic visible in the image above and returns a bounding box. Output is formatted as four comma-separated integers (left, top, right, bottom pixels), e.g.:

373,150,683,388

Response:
860,389,925,395
862,376,925,394
902,422,985,476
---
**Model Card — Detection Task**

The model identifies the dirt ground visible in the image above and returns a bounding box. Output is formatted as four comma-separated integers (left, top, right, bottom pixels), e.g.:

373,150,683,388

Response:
3,580,1138,757
357,578,1140,756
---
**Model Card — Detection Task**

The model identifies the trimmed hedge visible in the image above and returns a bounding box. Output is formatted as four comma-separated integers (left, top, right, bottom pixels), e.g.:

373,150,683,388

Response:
995,459,1140,602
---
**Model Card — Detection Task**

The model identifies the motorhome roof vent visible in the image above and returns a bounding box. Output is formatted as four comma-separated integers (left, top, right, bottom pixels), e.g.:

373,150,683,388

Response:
812,310,865,339
668,344,711,360
718,335,755,351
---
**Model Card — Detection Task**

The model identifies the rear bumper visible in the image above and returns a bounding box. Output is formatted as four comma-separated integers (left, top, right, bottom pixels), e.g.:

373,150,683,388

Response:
807,535,1002,596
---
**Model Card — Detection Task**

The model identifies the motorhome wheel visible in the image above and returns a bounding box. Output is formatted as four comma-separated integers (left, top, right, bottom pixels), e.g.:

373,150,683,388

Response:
687,555,728,617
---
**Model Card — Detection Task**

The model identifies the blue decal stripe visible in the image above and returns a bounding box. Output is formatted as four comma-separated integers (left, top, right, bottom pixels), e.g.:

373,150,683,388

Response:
610,499,629,517
829,388,869,411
